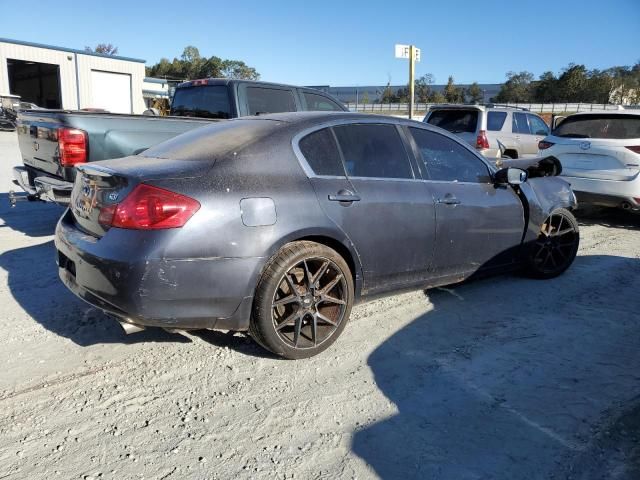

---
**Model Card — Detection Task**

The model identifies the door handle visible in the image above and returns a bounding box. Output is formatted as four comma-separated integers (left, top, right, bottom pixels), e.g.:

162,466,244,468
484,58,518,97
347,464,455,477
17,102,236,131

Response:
436,195,461,205
328,192,361,202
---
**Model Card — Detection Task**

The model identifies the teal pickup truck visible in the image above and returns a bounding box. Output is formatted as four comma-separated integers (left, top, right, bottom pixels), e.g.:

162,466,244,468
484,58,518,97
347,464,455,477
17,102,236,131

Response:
11,79,346,205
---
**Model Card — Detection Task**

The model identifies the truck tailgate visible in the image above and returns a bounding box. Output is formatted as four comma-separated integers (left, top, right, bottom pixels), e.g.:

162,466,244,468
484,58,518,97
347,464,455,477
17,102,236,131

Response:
16,114,63,177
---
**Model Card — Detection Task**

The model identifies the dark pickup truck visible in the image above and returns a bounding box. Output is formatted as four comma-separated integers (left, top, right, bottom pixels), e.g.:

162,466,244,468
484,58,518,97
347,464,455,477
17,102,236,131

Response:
11,79,346,205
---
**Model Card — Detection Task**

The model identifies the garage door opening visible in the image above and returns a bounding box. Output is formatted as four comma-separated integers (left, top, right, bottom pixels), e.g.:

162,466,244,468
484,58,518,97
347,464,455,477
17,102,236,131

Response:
7,58,62,109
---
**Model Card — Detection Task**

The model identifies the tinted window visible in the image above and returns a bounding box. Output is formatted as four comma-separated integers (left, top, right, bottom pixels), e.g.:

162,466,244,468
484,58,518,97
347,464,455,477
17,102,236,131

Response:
512,112,531,134
487,111,507,131
170,85,231,119
303,92,343,111
246,87,296,115
528,114,549,136
333,124,413,179
426,110,479,133
298,128,345,176
409,128,490,183
552,114,640,139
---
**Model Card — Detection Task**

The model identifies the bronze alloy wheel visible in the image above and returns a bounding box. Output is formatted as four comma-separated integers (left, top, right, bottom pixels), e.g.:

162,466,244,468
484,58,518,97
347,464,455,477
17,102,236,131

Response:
530,209,579,277
271,257,348,349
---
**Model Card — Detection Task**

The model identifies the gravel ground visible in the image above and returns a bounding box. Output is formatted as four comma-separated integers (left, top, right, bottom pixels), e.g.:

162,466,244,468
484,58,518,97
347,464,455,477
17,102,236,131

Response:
0,131,639,479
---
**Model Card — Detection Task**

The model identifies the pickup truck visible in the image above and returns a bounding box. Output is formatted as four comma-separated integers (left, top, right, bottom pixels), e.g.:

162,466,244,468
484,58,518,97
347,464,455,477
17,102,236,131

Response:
11,79,346,205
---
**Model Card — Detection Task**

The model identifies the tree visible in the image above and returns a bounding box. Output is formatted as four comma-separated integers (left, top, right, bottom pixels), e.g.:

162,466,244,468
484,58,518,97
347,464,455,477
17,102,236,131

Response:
532,71,557,102
429,91,446,103
465,82,483,103
556,64,589,102
443,76,464,103
361,91,370,104
146,46,259,81
85,43,118,55
415,73,435,102
494,71,534,102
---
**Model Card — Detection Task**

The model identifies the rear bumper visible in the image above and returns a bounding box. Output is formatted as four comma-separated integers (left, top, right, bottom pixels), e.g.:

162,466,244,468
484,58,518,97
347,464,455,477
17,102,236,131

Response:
54,209,262,331
563,175,640,211
12,166,73,204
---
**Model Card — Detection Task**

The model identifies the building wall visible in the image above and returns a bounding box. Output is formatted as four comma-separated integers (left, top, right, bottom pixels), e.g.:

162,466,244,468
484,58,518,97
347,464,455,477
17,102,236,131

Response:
0,39,147,113
76,55,146,113
0,40,79,109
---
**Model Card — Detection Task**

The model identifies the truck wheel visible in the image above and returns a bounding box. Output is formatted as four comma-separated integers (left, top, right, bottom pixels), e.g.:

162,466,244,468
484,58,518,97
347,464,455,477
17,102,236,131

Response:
250,241,354,359
525,208,579,279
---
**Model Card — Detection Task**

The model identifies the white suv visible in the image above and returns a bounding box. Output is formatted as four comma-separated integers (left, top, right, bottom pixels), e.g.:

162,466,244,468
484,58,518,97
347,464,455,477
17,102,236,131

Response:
539,111,640,212
424,104,550,160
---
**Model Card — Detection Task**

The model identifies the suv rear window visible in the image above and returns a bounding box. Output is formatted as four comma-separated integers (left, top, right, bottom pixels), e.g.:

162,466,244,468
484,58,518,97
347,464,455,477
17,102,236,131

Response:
552,114,640,139
246,87,296,115
487,111,507,131
170,85,231,119
426,110,479,133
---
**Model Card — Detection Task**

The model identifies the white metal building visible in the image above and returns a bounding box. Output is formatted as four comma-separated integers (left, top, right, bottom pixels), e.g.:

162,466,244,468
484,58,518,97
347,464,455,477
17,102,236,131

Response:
0,38,147,114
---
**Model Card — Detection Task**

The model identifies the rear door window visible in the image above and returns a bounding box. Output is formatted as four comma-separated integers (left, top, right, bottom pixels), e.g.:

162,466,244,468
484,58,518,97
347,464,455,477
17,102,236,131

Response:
426,110,479,133
552,114,640,139
298,128,345,176
170,85,231,119
409,127,490,183
486,111,507,131
246,87,296,115
528,114,550,136
512,112,531,134
302,92,344,111
333,124,414,179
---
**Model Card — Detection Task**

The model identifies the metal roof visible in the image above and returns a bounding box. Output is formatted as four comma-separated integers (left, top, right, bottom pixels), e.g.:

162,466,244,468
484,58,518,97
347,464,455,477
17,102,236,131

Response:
0,37,146,64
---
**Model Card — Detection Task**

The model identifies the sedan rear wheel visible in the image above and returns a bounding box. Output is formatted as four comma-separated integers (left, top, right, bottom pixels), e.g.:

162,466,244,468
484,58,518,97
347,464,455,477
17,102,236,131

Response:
526,208,579,279
250,241,354,359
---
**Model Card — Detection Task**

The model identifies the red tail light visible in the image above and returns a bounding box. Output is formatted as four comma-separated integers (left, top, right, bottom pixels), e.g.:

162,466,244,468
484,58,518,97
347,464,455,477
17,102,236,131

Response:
476,130,490,150
626,146,640,154
101,184,200,230
58,128,87,166
538,140,555,150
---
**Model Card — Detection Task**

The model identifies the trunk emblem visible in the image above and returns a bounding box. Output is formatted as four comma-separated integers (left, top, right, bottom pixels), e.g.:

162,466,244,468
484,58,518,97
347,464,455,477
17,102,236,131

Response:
33,141,39,151
579,141,591,150
108,192,119,201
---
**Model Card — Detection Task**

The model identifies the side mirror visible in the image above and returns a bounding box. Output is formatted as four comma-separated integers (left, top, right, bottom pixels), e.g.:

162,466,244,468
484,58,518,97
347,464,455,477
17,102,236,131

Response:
494,167,528,186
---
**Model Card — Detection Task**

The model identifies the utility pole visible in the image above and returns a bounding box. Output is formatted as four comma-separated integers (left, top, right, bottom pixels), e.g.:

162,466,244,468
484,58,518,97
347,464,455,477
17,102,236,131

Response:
395,44,421,119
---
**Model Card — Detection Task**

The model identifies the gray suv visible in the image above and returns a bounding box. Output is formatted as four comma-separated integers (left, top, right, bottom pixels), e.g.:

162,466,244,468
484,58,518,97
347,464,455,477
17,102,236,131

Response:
424,104,550,160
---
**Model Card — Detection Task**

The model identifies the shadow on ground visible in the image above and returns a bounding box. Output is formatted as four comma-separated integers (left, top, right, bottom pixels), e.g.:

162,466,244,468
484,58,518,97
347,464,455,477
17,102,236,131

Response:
352,255,640,479
575,206,640,230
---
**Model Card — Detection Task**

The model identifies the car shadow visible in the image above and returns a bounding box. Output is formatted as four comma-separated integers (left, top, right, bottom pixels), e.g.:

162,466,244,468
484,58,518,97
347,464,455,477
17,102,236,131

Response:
575,206,640,230
193,330,281,360
0,192,65,237
0,240,191,346
351,254,640,479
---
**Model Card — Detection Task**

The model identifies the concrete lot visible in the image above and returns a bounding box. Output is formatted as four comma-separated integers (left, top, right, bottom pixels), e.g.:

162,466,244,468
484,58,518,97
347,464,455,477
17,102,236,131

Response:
0,131,639,479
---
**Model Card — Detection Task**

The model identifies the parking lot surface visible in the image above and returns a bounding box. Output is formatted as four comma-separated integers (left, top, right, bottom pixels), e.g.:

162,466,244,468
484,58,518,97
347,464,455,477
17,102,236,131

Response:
0,131,639,479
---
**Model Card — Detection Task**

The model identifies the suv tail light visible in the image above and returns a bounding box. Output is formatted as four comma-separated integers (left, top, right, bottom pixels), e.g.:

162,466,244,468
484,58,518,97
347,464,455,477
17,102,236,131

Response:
625,146,640,154
58,128,87,166
475,130,490,150
538,140,555,150
99,184,200,230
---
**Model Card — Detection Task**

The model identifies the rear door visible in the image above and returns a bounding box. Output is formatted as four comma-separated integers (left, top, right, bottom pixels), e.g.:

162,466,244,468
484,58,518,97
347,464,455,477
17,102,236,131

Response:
548,114,640,181
512,112,537,156
528,113,550,151
408,127,525,279
296,122,436,293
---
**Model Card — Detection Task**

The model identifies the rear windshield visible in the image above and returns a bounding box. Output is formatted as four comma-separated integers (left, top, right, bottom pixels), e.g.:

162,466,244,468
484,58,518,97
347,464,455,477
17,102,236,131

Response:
426,109,479,133
552,114,640,139
170,85,232,119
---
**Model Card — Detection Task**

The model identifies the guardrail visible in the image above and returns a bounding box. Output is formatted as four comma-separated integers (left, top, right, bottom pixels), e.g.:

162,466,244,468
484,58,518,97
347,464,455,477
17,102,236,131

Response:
345,102,632,113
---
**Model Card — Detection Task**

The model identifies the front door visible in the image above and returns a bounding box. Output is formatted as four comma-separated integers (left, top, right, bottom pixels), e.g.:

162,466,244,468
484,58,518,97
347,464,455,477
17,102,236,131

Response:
407,127,525,279
297,123,436,293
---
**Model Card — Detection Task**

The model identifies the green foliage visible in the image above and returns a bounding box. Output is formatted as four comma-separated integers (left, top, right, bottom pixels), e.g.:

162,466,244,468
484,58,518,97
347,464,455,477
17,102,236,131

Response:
146,46,259,81
494,71,534,102
443,76,465,103
465,82,483,103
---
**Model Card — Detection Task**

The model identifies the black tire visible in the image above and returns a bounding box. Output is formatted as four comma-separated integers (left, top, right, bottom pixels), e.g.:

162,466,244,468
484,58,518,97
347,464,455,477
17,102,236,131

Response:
525,208,580,279
250,241,354,359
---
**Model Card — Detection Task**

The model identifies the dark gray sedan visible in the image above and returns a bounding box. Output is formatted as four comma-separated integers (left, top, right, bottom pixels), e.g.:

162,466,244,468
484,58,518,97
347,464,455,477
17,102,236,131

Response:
55,112,579,359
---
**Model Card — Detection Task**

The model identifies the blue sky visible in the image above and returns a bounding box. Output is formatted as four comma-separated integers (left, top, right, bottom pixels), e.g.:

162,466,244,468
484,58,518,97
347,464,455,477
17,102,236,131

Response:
2,0,638,86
